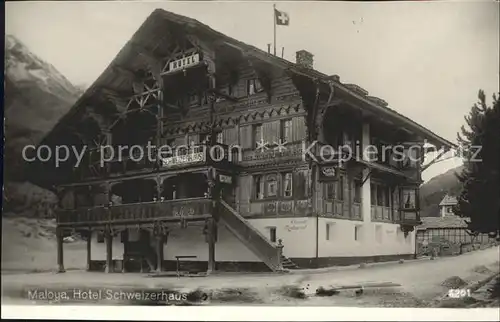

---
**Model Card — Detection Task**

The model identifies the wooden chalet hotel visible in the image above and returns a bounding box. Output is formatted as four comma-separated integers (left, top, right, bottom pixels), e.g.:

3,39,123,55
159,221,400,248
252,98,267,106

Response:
34,9,455,273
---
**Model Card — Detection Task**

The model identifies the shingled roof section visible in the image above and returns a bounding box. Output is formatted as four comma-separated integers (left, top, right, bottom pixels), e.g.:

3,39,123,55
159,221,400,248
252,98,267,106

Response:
40,8,457,151
418,215,468,230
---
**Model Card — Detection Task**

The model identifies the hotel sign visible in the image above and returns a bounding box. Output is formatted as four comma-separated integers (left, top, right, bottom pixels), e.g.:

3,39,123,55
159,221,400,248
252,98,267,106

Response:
161,152,205,167
168,53,200,73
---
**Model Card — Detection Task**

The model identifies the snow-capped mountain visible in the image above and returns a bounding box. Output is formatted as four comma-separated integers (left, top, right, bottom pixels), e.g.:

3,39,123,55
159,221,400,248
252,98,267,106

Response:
5,35,80,103
4,34,82,180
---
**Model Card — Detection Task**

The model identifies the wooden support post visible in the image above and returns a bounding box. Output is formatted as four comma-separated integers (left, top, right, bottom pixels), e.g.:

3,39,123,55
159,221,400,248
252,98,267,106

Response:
155,234,164,273
105,226,113,273
207,218,216,274
86,229,92,271
56,227,65,273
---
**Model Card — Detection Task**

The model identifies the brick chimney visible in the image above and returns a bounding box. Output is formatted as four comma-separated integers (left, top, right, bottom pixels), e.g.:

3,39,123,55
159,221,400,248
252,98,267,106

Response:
296,50,314,69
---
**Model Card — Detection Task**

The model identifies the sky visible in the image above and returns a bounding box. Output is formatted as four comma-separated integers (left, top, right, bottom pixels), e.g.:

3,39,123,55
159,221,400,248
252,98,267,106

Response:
6,1,499,181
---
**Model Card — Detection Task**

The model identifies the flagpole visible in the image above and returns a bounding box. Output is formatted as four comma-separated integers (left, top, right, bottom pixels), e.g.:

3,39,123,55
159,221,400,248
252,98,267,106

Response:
273,3,276,56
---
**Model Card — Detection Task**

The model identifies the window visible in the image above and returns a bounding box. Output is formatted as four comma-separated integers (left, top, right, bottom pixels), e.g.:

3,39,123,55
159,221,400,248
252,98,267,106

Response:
326,223,334,241
281,119,292,142
255,175,264,200
354,180,362,203
375,225,383,243
325,182,336,200
283,172,293,197
253,124,263,148
269,227,277,243
355,225,363,241
266,174,278,197
199,133,209,144
377,186,384,206
447,207,453,214
401,188,417,209
97,231,104,243
247,78,263,96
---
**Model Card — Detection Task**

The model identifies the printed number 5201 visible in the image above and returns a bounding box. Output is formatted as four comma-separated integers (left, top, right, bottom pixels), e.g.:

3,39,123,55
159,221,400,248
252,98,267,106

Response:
448,288,471,298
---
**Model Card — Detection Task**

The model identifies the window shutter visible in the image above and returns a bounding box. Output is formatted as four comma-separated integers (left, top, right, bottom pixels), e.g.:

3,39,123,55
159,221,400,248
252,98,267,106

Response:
239,125,253,149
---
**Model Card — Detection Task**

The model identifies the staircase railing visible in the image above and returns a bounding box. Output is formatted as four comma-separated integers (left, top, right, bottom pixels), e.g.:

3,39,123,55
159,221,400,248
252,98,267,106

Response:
218,199,283,271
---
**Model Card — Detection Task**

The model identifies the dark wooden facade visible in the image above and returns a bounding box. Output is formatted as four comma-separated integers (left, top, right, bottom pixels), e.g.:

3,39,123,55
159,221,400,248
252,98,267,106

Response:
33,9,454,273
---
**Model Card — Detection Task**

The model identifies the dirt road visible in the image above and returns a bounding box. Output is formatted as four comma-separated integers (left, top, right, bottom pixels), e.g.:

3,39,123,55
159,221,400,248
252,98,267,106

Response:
2,246,498,306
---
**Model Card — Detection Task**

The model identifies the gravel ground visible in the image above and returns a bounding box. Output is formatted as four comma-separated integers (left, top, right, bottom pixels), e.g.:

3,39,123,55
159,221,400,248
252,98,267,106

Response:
2,246,499,307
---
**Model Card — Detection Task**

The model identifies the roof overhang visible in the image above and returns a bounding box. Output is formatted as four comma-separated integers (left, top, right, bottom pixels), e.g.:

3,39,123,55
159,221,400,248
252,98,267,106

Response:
40,8,457,153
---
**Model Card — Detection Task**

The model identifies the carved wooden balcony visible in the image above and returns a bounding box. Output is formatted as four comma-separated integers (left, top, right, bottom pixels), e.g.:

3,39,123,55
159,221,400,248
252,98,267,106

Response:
57,197,212,226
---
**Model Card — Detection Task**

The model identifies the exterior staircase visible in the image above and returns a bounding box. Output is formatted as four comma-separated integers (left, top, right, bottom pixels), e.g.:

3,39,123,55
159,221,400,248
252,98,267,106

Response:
281,255,299,270
217,200,284,272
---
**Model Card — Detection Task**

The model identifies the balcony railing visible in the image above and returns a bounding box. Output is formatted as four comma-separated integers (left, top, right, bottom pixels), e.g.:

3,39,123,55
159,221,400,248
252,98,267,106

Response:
371,205,392,221
57,197,212,225
218,199,283,272
399,209,420,224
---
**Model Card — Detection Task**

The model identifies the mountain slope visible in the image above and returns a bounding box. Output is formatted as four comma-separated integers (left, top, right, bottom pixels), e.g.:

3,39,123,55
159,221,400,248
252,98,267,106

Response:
420,165,464,217
3,34,83,215
4,34,82,181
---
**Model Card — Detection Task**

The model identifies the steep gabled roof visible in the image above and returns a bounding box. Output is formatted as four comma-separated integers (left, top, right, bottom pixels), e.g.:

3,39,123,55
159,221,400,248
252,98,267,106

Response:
42,8,457,150
418,215,467,230
439,194,458,206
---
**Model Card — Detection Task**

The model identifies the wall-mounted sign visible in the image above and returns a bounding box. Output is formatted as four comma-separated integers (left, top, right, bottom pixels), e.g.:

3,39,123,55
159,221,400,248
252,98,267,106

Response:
218,174,233,184
161,152,205,167
168,53,200,73
319,166,338,181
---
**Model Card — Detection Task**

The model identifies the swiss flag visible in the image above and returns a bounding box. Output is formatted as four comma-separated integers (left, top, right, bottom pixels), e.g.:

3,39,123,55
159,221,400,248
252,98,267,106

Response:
274,9,290,26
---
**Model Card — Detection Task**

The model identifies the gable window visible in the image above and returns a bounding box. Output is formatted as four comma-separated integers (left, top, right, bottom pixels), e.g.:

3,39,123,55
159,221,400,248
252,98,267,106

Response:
280,119,292,142
283,172,293,198
253,124,263,148
247,78,263,96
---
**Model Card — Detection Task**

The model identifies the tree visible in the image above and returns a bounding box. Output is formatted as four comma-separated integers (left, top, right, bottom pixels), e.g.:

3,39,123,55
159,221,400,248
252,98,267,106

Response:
454,90,500,240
